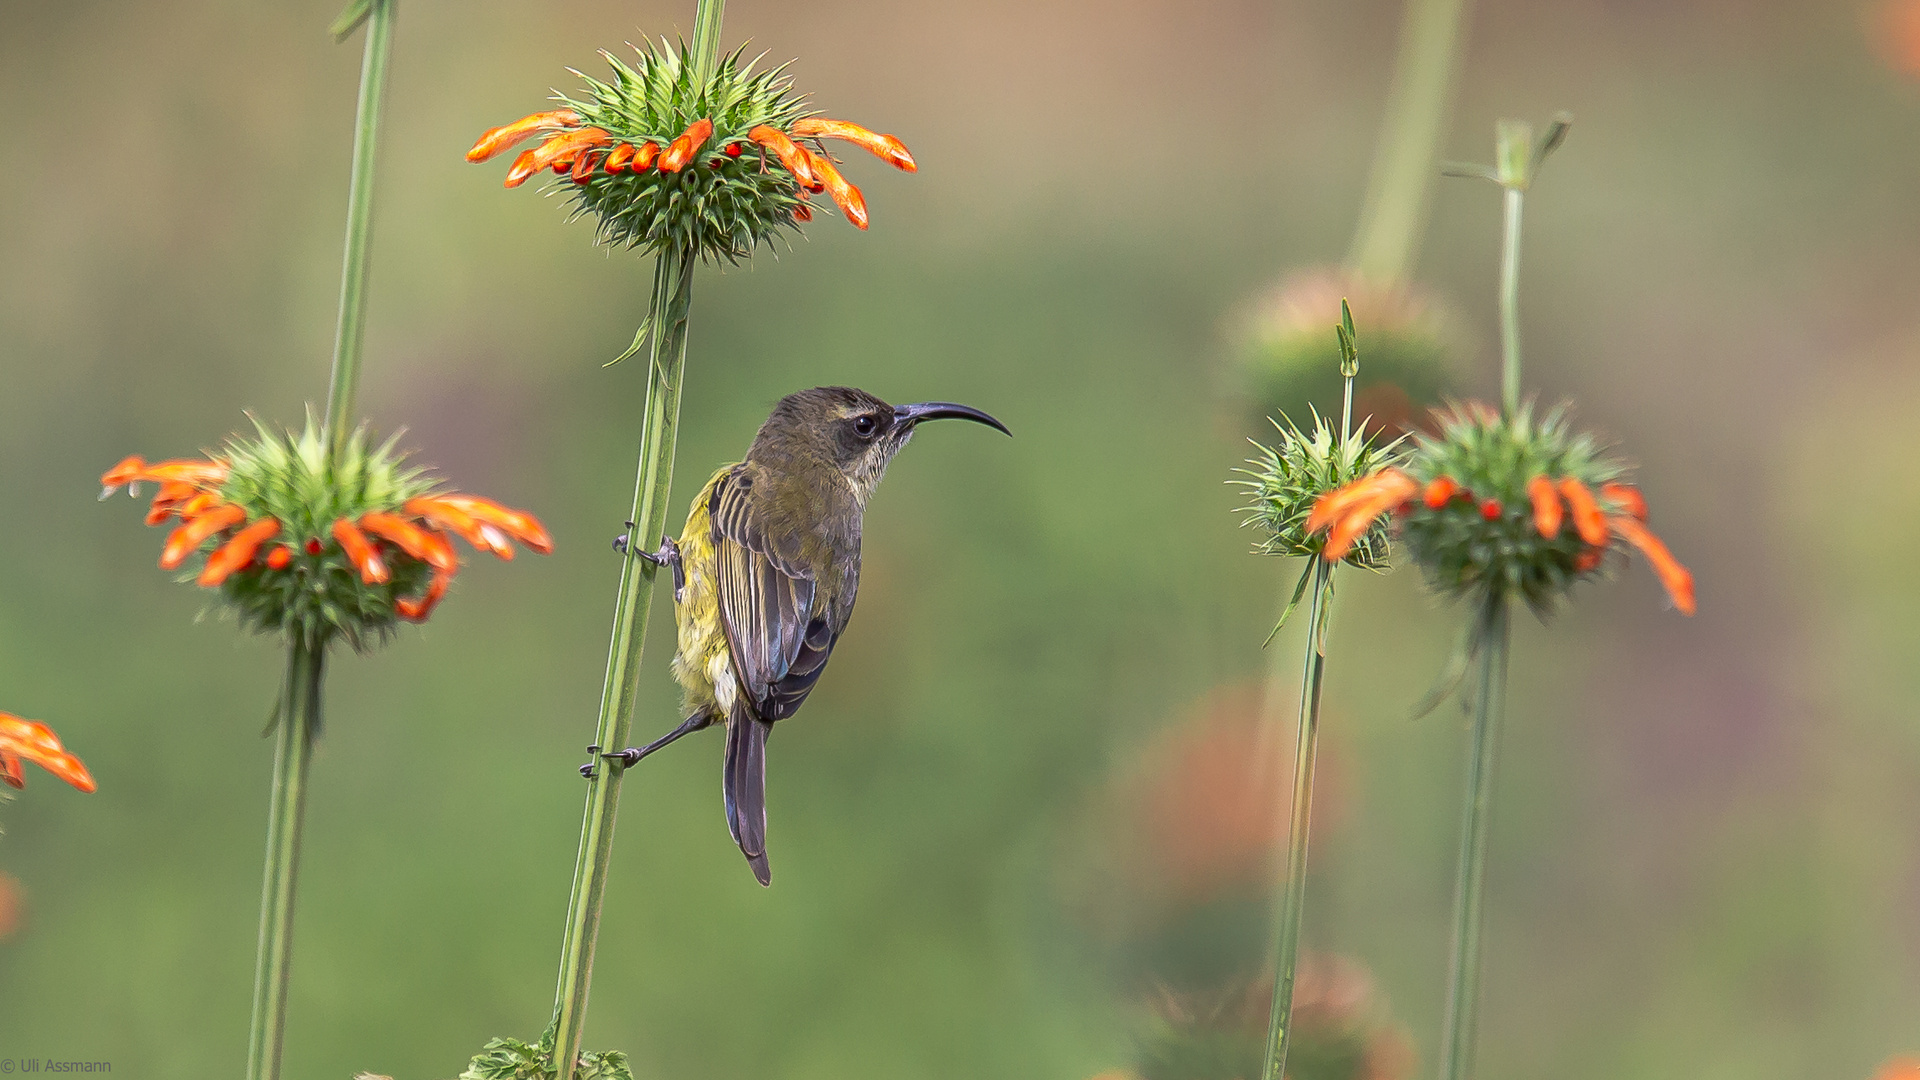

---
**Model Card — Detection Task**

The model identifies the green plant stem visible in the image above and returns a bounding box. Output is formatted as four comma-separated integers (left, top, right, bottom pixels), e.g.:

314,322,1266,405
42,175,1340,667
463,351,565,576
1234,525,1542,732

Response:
1437,593,1510,1080
689,0,727,89
1346,0,1472,283
1260,556,1335,1080
244,7,393,1078
246,640,325,1080
550,242,698,1080
1498,186,1523,417
324,0,397,453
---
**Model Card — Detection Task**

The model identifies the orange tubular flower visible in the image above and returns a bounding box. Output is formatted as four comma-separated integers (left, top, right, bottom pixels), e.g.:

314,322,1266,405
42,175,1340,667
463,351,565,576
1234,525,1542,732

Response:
395,568,453,623
467,109,581,163
630,140,660,172
1601,482,1648,521
603,142,635,173
265,545,294,570
404,498,514,560
359,512,458,572
748,125,817,187
1320,471,1418,561
1422,476,1457,508
101,455,229,497
199,517,282,587
1608,516,1695,615
331,519,389,584
805,149,868,228
160,504,247,570
658,118,714,173
505,127,611,188
791,117,917,172
429,494,554,554
0,714,95,793
1557,477,1609,546
1526,475,1562,538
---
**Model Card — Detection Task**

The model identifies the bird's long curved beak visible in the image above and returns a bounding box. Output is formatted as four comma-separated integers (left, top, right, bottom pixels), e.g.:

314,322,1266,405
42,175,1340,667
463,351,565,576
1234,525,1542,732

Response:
893,401,1011,436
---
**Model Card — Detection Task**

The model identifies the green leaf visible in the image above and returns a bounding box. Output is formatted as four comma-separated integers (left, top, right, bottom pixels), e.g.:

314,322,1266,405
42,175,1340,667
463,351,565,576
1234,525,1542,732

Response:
1409,620,1479,720
1264,560,1318,646
328,0,374,43
1532,111,1573,176
605,315,653,367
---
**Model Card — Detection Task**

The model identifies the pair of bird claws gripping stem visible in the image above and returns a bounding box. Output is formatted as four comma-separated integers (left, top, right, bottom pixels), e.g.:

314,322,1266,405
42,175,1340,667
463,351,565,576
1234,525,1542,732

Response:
579,526,679,781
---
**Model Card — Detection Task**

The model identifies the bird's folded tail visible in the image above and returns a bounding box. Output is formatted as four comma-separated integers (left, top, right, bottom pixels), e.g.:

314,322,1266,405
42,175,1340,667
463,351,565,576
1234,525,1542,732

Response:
723,707,773,886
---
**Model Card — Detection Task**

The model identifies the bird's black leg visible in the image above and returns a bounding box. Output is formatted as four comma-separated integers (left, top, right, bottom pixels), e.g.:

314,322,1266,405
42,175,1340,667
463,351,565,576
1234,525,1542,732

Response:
634,535,684,601
607,710,714,768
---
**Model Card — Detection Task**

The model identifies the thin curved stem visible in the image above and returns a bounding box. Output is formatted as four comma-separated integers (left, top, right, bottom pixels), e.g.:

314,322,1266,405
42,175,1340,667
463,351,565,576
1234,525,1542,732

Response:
1346,0,1472,283
1436,594,1510,1080
550,242,698,1080
323,0,397,454
246,640,325,1080
1498,187,1523,418
1260,557,1335,1080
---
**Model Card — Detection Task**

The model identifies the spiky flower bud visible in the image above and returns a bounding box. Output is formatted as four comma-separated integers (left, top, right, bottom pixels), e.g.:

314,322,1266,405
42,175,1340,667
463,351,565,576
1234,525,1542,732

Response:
102,414,551,652
468,41,916,262
1310,402,1694,620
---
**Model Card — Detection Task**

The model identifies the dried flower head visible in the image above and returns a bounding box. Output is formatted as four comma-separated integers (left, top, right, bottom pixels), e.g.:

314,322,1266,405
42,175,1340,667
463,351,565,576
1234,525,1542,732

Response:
1240,269,1462,438
1127,956,1415,1080
1310,401,1694,621
0,713,94,793
468,40,914,261
101,414,551,651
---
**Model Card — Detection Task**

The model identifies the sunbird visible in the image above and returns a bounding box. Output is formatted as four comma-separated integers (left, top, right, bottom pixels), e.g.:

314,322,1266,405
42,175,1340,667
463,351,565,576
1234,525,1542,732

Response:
608,386,1008,885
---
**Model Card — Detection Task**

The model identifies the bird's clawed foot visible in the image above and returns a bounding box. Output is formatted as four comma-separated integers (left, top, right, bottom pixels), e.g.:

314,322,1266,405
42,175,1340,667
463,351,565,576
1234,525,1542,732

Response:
600,711,714,774
613,524,684,601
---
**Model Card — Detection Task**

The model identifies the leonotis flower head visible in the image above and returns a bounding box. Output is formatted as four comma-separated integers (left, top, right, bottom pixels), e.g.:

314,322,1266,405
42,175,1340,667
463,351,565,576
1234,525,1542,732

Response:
1309,401,1694,619
467,40,916,261
101,414,551,651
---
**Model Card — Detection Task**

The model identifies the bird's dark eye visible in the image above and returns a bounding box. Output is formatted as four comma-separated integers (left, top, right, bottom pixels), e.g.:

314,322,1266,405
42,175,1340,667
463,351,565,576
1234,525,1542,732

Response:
853,415,877,439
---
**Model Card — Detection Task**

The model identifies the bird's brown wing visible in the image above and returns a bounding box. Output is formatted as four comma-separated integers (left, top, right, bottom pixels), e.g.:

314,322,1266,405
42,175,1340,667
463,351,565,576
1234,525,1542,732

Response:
707,465,842,722
707,466,846,884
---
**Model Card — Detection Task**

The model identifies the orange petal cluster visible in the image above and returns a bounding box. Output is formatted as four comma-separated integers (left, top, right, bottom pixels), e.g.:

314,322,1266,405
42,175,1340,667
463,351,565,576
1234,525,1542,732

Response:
468,110,914,230
1307,468,1695,616
101,457,551,624
1305,468,1419,561
0,713,94,792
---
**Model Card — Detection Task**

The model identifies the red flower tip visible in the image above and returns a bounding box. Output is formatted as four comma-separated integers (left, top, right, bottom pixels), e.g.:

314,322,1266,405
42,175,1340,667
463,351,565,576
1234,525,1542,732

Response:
304,537,323,556
266,545,293,570
725,143,743,157
1479,498,1503,521
1422,476,1457,509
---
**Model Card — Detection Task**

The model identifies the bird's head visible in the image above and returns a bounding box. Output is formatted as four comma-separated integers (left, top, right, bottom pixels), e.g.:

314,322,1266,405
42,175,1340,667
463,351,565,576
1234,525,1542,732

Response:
750,386,1009,504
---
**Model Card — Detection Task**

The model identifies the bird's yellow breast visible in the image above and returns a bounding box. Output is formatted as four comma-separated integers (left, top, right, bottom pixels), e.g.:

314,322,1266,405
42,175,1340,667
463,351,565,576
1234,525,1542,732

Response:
669,466,737,717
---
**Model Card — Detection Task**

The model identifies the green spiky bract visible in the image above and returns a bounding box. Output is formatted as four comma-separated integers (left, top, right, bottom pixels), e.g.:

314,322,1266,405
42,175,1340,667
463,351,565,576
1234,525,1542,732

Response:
1399,400,1631,619
459,1030,632,1080
1238,409,1406,634
557,40,811,261
213,413,436,652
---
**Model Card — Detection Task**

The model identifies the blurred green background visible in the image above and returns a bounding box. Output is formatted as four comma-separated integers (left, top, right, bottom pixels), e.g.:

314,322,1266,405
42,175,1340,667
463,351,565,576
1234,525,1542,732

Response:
3,0,1918,1077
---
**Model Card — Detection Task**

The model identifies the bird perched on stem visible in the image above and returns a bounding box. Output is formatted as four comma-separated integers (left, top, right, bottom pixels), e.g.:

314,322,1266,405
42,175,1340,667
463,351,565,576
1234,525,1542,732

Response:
610,386,1008,885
